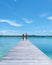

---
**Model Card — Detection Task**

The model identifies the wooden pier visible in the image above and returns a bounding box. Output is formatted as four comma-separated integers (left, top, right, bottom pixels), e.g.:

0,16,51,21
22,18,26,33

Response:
0,39,52,65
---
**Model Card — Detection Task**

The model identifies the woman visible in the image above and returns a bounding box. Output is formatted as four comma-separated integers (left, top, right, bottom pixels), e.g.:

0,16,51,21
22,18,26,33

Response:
26,33,28,40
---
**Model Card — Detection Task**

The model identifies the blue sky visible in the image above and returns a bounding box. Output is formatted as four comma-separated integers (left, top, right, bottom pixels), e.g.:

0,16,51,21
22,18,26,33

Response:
0,0,52,35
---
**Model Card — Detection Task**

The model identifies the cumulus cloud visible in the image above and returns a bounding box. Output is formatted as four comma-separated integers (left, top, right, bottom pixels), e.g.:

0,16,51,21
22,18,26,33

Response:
47,16,52,20
0,19,22,27
22,18,33,24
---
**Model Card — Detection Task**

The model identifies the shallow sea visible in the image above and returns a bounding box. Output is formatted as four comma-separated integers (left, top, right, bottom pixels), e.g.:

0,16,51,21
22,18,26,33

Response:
0,36,52,59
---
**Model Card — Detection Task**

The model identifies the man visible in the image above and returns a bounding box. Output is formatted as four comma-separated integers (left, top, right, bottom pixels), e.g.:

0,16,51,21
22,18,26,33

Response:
22,34,24,40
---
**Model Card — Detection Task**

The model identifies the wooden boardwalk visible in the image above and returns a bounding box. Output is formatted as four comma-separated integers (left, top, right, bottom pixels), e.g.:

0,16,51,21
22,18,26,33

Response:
0,39,52,65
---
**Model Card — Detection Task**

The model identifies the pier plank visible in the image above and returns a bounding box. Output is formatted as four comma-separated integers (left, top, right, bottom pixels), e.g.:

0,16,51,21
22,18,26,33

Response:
0,39,52,65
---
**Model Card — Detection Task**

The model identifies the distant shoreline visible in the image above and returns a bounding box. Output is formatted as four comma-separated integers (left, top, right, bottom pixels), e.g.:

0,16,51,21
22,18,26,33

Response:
0,35,52,37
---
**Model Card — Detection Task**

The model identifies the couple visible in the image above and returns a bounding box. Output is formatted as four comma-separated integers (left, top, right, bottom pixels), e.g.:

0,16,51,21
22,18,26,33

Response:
22,33,28,40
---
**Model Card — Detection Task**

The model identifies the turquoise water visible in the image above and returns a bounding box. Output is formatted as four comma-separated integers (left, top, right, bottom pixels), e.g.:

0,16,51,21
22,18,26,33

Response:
28,37,52,59
0,37,21,59
0,36,52,59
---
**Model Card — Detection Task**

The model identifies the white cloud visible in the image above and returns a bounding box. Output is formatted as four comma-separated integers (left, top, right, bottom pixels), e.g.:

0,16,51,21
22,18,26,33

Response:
0,19,22,27
0,30,21,35
22,18,33,24
1,30,7,34
0,30,8,35
34,30,46,33
40,13,52,20
47,16,52,20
